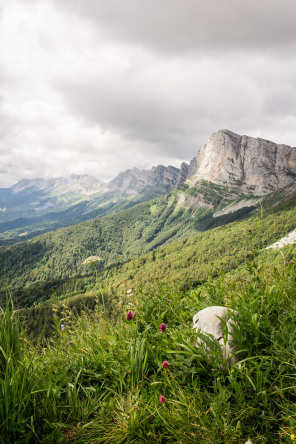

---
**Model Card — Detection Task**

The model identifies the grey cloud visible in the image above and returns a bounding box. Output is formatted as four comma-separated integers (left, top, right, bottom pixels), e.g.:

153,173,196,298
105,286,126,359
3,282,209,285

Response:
265,88,296,117
56,53,268,158
51,0,296,55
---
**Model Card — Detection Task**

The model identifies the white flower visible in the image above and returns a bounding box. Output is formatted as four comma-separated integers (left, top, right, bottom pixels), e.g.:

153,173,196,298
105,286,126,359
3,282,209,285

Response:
81,256,103,265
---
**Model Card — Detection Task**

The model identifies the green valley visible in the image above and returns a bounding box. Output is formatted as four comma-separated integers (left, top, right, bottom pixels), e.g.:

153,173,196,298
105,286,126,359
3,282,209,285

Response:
0,178,275,307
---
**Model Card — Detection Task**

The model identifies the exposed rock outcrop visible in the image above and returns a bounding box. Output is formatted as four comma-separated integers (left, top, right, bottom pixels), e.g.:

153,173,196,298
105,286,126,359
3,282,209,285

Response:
108,164,188,193
188,130,296,195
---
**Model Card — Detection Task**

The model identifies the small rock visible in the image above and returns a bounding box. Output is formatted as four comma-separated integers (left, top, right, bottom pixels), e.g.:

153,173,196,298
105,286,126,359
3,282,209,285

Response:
193,306,239,369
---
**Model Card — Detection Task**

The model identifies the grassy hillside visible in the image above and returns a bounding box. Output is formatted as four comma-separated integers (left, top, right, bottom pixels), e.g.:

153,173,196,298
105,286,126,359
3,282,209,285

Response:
13,191,296,339
1,181,296,442
1,244,295,443
0,181,261,303
1,180,296,313
0,185,178,246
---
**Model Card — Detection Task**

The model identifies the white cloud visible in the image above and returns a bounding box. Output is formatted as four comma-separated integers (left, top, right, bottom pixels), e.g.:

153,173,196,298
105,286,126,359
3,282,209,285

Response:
0,0,295,187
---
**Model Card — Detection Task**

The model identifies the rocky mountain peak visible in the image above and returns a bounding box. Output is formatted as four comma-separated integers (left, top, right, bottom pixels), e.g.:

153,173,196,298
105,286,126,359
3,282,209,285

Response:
188,129,296,195
108,164,189,193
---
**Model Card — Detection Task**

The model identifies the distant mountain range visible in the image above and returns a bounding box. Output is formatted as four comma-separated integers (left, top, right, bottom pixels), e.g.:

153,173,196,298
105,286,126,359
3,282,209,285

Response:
0,129,295,245
0,165,191,244
1,129,296,312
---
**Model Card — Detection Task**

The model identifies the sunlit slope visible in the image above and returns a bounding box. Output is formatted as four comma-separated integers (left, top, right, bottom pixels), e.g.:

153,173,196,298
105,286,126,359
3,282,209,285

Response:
19,192,296,339
1,180,296,308
92,193,296,294
0,181,256,295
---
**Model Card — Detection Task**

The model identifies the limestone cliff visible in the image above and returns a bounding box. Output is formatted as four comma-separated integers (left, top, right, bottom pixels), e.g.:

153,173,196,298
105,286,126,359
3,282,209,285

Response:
108,164,189,193
188,130,296,196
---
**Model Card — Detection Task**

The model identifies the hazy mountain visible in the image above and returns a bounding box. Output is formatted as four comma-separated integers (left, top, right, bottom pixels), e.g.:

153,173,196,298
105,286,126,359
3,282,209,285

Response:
11,175,107,195
0,164,190,244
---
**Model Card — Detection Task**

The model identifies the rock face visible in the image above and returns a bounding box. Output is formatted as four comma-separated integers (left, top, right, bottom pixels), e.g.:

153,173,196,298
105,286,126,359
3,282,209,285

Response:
108,164,189,193
193,306,239,369
188,130,296,196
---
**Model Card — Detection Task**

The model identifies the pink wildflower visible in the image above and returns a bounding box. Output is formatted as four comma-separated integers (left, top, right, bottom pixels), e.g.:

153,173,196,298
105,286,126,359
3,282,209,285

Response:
159,395,166,403
126,311,133,321
162,360,169,369
160,323,166,333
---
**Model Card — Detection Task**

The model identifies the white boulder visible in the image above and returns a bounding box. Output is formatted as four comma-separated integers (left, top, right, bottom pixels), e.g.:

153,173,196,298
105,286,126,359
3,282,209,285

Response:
193,306,239,369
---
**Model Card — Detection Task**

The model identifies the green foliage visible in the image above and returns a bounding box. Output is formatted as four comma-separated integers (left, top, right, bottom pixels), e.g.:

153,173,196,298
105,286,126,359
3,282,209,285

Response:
1,254,296,442
4,190,296,338
2,180,296,312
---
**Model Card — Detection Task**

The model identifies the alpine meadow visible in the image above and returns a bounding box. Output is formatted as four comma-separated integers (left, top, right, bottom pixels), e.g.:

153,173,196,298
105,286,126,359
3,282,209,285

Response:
0,129,296,443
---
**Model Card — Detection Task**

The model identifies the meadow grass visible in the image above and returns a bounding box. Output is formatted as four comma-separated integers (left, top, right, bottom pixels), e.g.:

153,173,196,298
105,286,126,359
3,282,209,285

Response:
0,255,296,443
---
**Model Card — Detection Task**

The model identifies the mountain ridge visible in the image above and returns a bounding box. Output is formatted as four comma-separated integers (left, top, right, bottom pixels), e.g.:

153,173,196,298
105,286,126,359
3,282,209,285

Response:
1,129,296,245
4,129,296,198
188,129,296,195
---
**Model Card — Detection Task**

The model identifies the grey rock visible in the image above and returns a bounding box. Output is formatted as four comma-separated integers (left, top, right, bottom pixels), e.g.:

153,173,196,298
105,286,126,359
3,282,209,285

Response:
108,164,185,193
189,129,296,196
186,155,198,180
177,162,190,186
193,306,239,369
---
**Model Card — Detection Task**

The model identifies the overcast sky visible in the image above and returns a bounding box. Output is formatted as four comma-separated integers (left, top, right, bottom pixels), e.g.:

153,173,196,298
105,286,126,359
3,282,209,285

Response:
0,0,296,187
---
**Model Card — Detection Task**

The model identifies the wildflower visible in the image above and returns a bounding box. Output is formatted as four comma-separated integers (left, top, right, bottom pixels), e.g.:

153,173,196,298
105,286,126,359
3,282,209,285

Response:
81,256,103,266
126,311,133,321
162,360,169,369
61,324,65,330
160,323,166,333
291,434,295,441
99,337,102,340
159,395,166,403
67,341,72,346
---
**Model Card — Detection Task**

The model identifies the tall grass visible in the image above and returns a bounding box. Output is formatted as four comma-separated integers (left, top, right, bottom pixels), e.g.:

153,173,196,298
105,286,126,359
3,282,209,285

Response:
0,255,296,442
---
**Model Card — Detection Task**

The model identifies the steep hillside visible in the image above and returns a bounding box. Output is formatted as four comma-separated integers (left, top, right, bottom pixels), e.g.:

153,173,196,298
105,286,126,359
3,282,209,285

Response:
18,190,296,340
1,180,296,311
81,190,296,295
4,235,296,444
0,164,190,245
